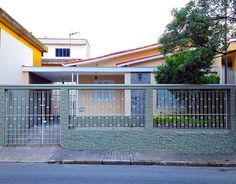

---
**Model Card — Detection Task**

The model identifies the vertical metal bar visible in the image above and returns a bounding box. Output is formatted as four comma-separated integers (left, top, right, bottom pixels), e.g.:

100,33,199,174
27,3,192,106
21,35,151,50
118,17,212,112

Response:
16,90,20,144
166,89,169,128
13,90,17,144
71,73,74,117
46,91,50,144
193,90,196,129
160,90,164,127
181,90,184,128
173,90,177,128
188,90,191,128
200,91,204,128
203,90,206,128
225,89,228,128
220,91,224,128
177,90,180,128
76,74,79,117
208,90,212,128
212,90,216,128
216,90,220,128
41,91,44,144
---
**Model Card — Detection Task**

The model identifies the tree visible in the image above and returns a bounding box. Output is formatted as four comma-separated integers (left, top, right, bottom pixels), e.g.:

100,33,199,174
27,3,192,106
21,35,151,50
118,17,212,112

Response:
155,0,236,84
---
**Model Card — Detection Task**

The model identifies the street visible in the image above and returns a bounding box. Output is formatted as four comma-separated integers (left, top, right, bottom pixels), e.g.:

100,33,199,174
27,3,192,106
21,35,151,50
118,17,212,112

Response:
0,164,235,184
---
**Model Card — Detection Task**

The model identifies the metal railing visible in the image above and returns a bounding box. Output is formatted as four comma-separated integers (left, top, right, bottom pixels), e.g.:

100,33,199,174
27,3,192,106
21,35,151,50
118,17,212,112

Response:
153,89,229,129
68,89,145,128
0,84,234,140
4,89,61,145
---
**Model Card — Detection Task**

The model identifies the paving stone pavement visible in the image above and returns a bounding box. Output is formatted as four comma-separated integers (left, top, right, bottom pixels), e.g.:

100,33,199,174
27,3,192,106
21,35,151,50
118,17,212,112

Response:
0,146,236,167
0,146,59,163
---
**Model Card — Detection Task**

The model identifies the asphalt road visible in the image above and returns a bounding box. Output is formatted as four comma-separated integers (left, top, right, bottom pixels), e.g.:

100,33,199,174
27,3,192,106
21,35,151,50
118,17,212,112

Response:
0,164,236,184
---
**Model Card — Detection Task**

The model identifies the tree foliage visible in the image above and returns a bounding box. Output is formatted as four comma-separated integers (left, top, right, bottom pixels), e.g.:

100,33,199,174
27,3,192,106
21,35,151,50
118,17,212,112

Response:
155,48,214,84
155,0,236,84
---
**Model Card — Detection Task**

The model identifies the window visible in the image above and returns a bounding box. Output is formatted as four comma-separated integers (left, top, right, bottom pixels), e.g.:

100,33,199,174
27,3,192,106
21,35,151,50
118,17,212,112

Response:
92,80,114,101
55,48,70,57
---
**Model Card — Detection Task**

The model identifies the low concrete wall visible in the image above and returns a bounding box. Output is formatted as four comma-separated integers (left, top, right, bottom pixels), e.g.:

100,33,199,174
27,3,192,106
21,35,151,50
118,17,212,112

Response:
60,87,236,154
61,128,236,154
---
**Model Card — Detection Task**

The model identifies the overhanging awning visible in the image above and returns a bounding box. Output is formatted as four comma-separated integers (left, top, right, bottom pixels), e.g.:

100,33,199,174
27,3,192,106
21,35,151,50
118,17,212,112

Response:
22,66,156,82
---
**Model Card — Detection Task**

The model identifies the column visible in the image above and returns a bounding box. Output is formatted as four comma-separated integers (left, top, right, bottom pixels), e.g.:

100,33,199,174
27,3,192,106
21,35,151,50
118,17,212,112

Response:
145,87,154,129
151,73,157,114
124,73,131,116
60,88,69,146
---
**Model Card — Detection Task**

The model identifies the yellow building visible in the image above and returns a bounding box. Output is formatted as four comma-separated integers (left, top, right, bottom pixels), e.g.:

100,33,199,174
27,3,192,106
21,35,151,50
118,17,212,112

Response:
213,41,236,84
0,8,47,84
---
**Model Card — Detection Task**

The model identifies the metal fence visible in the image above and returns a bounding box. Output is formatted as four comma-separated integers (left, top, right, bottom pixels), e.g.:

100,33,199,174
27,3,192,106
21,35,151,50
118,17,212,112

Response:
0,84,234,145
153,89,229,129
4,89,60,145
68,89,145,128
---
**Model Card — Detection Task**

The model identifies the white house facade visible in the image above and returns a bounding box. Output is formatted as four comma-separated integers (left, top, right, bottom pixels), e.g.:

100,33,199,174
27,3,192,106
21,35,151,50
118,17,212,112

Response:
39,38,90,65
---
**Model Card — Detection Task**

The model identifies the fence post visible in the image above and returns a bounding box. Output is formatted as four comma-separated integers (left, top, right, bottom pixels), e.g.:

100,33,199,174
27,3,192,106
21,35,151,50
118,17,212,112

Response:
145,87,153,129
60,88,69,146
0,89,5,146
230,88,236,130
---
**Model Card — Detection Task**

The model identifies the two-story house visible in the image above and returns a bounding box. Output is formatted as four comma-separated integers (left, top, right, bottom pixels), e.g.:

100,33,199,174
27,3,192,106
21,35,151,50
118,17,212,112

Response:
39,37,90,66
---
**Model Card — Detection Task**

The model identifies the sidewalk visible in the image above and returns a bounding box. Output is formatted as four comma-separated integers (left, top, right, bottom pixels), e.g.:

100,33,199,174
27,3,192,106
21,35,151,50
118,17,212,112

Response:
0,146,236,167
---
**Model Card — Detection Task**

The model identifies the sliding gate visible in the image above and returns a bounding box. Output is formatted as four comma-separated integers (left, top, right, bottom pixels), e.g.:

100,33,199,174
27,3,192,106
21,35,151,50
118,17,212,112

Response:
5,89,61,145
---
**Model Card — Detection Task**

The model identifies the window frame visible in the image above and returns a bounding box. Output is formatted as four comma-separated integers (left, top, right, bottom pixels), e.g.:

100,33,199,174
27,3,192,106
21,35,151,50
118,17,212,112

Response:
92,80,114,101
55,48,70,57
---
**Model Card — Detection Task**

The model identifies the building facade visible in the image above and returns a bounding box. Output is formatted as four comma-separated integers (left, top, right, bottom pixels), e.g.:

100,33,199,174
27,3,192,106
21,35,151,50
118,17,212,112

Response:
39,37,90,66
0,8,47,84
219,41,236,84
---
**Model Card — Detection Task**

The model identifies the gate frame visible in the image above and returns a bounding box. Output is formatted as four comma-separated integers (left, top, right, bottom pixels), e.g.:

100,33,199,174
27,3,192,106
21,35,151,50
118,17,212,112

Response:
0,89,5,146
2,89,61,146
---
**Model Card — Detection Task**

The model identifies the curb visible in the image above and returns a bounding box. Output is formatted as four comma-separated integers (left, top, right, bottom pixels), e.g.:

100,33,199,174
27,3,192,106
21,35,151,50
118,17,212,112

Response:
1,159,235,167
61,160,102,165
46,160,236,167
102,160,131,165
0,160,48,163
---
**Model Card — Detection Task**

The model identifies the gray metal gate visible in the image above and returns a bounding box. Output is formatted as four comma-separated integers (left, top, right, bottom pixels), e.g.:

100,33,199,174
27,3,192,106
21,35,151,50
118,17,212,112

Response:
5,89,61,145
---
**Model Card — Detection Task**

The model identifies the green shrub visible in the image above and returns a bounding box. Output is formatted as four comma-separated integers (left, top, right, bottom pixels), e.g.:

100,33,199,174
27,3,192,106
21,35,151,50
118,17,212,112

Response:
153,115,220,127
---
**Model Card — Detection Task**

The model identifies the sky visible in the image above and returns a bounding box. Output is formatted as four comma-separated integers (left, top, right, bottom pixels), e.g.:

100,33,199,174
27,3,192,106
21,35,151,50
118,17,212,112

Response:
0,0,189,57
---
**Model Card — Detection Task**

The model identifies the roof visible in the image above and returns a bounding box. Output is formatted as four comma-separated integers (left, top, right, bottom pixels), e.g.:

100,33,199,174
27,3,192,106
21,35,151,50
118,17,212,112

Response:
63,42,159,66
116,54,164,67
0,8,47,52
42,58,76,65
39,38,90,47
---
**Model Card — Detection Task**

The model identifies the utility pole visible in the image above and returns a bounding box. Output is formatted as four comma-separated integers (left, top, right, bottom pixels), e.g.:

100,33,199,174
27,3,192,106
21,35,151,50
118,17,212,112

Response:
69,32,79,59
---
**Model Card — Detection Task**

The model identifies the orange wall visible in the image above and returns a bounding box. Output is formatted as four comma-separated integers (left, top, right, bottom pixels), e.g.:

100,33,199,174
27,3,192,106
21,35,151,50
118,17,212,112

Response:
81,48,160,67
130,58,165,67
76,90,125,115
